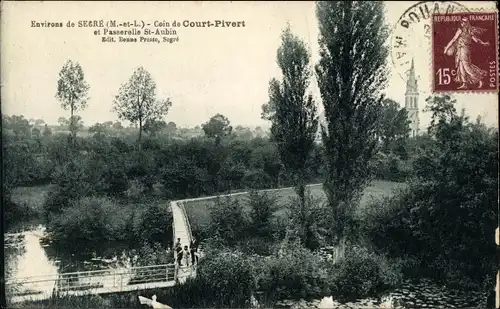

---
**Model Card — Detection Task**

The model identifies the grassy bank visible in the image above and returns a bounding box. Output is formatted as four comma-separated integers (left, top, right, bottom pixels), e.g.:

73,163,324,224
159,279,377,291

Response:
184,180,403,234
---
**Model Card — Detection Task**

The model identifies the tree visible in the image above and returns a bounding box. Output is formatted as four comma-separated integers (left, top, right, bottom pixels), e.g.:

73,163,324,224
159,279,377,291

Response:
262,25,318,247
69,115,84,133
248,190,275,238
88,122,107,138
315,1,389,243
42,124,52,136
166,121,177,134
4,115,32,136
143,119,167,137
379,99,411,154
202,114,232,145
57,117,68,129
55,60,90,138
35,119,45,126
112,121,123,130
112,67,172,149
31,127,41,137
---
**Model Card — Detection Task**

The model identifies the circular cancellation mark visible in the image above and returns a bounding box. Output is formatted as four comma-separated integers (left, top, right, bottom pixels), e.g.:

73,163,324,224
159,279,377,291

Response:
391,1,471,82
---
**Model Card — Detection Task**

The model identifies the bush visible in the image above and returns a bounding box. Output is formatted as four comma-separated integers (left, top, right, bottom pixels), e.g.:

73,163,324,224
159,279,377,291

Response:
145,251,255,308
46,197,126,257
254,238,330,302
328,245,402,302
45,197,173,257
285,192,329,251
370,152,411,182
242,169,273,189
208,197,249,246
247,190,276,238
137,203,172,246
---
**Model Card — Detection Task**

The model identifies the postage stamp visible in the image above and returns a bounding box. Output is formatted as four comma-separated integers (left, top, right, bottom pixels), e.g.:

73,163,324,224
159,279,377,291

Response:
432,12,499,92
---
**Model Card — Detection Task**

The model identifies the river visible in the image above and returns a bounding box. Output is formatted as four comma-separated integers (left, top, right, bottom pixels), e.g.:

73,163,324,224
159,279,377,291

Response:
5,225,136,300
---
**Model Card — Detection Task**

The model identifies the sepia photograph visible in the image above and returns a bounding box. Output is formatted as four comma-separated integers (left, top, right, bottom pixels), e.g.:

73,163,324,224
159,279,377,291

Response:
1,1,499,308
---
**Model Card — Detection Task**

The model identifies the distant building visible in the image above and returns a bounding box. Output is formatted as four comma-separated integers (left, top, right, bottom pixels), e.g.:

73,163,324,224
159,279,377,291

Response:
405,58,420,138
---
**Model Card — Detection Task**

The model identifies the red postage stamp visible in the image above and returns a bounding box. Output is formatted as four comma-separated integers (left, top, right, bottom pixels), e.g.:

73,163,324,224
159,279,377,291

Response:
432,12,499,93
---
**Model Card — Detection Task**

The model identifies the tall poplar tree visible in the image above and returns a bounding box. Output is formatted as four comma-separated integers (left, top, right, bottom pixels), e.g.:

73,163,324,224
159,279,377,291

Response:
315,1,389,242
262,25,318,246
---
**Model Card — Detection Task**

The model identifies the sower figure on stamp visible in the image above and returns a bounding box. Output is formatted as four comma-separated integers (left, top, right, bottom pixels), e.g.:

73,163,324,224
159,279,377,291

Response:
444,17,490,89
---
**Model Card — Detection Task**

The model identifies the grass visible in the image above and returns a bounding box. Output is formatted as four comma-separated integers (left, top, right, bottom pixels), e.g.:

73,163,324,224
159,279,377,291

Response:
184,180,404,232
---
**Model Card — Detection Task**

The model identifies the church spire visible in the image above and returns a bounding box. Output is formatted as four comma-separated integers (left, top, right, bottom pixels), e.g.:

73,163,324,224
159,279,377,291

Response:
406,58,418,94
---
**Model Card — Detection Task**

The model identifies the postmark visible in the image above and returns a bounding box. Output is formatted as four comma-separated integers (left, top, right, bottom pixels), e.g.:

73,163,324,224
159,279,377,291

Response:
431,12,499,92
391,1,471,82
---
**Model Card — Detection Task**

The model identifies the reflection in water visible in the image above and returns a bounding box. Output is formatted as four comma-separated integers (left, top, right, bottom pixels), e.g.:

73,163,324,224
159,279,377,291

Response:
5,225,139,299
7,226,59,279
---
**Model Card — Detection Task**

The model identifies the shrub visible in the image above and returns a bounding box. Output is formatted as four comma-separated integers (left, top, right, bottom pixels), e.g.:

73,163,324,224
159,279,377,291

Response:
255,238,330,302
45,197,173,257
328,245,402,302
46,197,125,257
137,203,172,246
208,197,249,246
146,251,255,308
285,192,329,251
247,190,276,238
242,169,273,189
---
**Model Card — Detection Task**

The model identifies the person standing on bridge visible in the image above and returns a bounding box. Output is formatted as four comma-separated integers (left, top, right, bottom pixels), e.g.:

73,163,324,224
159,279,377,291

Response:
175,238,182,266
183,245,190,266
190,237,198,265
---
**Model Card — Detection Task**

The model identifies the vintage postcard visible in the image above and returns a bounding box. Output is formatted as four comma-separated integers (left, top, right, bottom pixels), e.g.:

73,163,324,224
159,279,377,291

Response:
2,1,498,309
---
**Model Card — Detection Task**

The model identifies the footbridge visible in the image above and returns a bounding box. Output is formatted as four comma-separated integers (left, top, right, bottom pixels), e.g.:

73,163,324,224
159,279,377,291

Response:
5,200,196,304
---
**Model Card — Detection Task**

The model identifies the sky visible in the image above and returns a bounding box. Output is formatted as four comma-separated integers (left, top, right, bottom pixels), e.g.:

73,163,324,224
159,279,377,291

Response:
1,1,498,129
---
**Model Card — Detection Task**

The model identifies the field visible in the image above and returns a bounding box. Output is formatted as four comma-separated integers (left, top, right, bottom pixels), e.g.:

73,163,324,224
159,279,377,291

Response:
184,180,403,232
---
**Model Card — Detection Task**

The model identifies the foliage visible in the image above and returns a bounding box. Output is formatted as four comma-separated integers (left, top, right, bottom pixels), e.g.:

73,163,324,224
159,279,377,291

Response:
370,152,412,182
143,118,167,137
45,196,174,258
208,197,249,246
263,25,319,234
42,124,52,136
3,115,32,136
364,95,498,288
328,245,403,302
88,122,109,138
202,113,232,144
315,1,389,242
112,67,172,147
254,238,330,302
55,60,90,137
247,190,276,238
136,203,172,246
379,98,411,154
46,197,127,257
128,252,255,309
286,191,329,250
43,157,95,215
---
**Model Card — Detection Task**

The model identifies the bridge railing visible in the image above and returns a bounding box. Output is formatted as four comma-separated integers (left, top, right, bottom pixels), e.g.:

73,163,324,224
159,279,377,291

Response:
6,264,177,297
179,202,193,242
